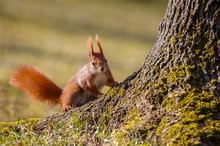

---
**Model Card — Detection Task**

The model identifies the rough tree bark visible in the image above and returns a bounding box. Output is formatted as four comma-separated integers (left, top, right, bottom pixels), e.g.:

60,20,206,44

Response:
37,0,220,145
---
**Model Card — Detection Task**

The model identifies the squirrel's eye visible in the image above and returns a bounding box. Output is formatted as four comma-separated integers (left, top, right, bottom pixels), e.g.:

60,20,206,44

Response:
92,62,95,66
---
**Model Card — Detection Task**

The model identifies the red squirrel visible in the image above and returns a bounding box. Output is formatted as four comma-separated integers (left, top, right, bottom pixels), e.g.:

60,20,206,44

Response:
10,35,118,112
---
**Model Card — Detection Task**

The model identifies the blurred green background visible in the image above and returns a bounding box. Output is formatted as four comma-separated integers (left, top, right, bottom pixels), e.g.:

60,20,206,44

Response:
0,0,168,121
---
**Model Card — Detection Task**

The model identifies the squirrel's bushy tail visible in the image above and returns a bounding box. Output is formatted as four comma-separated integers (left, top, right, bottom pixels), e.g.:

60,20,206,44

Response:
10,65,62,105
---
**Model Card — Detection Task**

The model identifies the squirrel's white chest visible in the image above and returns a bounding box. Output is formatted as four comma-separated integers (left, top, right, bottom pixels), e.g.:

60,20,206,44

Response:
94,74,107,90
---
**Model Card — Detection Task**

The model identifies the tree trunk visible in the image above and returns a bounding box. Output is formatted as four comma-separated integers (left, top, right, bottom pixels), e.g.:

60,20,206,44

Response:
37,0,220,145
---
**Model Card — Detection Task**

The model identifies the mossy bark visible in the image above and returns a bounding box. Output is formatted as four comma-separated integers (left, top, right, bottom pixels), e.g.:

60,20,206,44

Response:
36,0,220,145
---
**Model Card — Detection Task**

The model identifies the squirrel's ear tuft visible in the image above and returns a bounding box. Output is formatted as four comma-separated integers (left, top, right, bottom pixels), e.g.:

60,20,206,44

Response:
96,34,104,54
87,36,94,55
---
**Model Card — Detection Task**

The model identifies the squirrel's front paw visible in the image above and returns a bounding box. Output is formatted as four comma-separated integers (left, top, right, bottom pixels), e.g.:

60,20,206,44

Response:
61,105,72,112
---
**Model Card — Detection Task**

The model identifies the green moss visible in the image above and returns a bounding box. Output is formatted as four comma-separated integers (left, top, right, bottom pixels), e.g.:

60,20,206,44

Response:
150,56,220,145
118,88,126,96
107,87,126,98
165,123,201,146
0,118,41,145
113,129,129,144
166,65,186,84
156,116,170,135
158,87,220,145
201,120,220,143
163,95,177,111
104,107,144,145
124,109,142,131
98,103,113,125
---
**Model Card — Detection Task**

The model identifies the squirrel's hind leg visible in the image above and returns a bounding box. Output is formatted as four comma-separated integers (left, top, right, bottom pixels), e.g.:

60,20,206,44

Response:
60,83,82,112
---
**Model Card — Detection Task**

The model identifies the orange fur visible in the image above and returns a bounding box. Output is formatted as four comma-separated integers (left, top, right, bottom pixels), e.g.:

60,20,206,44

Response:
10,35,118,112
10,66,62,105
